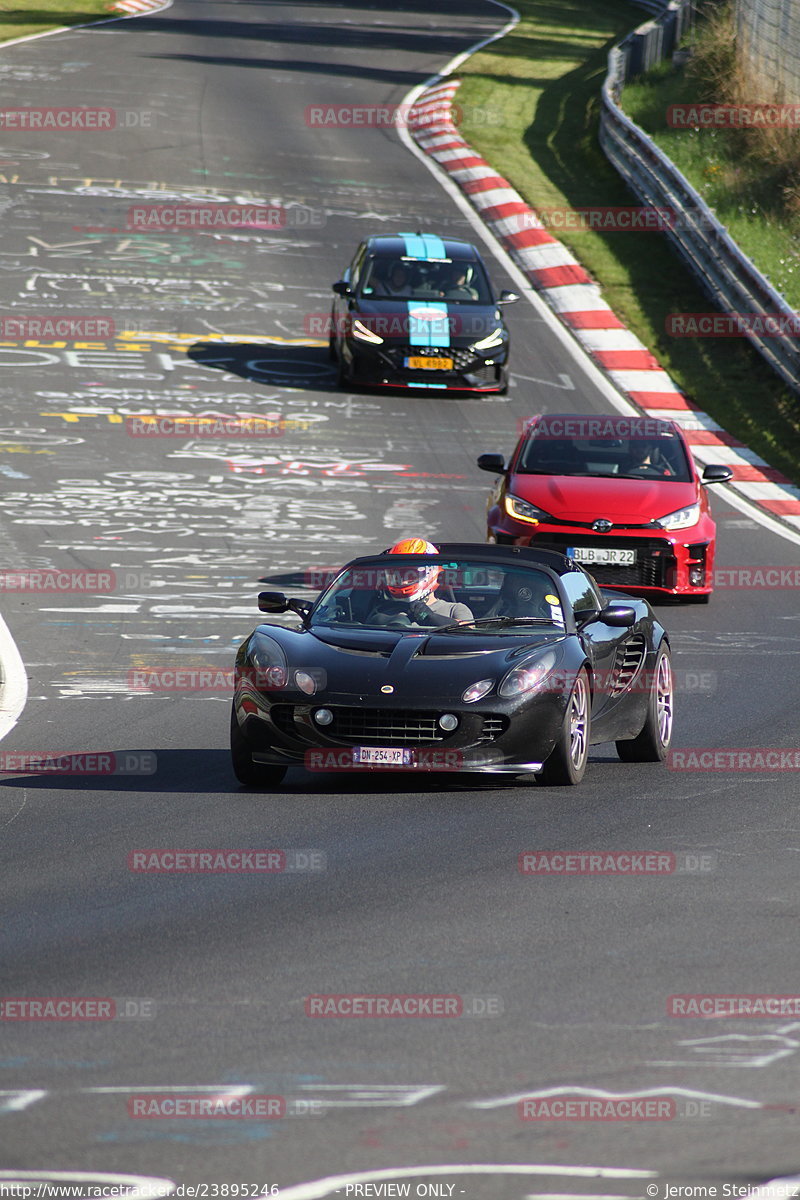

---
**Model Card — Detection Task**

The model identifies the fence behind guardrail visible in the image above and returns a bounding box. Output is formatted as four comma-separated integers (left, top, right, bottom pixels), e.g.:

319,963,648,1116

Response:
599,0,800,395
736,0,800,106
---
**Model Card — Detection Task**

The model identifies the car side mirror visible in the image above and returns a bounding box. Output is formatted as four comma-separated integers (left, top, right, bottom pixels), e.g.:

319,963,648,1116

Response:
258,591,288,612
477,452,506,474
258,592,312,623
702,464,733,484
332,280,352,297
497,290,520,304
577,604,636,629
599,604,637,628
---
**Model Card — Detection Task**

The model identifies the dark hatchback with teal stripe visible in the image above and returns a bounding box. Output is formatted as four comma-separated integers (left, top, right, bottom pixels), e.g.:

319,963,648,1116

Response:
330,233,518,393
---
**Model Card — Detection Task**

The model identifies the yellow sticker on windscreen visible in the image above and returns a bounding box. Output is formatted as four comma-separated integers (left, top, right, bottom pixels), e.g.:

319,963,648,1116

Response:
545,594,559,604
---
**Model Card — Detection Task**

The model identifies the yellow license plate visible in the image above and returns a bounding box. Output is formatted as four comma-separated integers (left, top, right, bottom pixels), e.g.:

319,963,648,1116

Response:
406,356,453,370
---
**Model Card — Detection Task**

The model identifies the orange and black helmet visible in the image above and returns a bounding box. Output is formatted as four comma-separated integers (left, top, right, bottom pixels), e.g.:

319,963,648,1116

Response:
385,537,440,601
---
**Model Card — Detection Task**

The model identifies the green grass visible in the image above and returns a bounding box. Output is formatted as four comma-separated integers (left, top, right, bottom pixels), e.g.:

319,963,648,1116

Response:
622,60,800,307
455,0,800,485
0,0,114,44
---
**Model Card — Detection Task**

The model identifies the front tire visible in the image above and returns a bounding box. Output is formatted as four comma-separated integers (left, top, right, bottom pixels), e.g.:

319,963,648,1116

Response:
539,667,590,785
336,344,353,388
230,704,287,788
616,645,673,762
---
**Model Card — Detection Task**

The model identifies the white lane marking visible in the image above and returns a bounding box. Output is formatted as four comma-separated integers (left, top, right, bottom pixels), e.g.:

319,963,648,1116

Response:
649,1032,799,1069
40,605,141,613
0,1090,47,1113
84,1084,252,1093
0,1175,175,1198
470,1085,764,1110
297,1084,444,1107
512,372,574,390
277,1165,658,1200
395,5,800,551
0,613,28,742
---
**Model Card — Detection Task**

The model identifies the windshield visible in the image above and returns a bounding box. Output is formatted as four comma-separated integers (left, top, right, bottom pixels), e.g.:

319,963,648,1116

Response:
310,560,566,632
358,256,493,305
518,427,692,482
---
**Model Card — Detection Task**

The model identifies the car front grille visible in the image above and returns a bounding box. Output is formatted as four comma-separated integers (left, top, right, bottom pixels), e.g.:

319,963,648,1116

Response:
533,536,676,589
332,708,445,743
479,715,508,742
269,705,508,746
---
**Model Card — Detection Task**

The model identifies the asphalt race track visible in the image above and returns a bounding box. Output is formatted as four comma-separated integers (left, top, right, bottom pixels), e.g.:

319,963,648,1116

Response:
1,1,800,1193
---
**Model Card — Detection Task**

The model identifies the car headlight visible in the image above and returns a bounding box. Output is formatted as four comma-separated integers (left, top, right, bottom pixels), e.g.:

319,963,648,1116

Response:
352,318,383,345
295,670,317,696
247,635,288,689
505,494,551,525
657,502,701,531
499,650,557,698
471,327,505,352
462,678,494,703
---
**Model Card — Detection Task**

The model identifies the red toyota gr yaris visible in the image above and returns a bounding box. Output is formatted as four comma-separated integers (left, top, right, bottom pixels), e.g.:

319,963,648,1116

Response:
479,413,733,602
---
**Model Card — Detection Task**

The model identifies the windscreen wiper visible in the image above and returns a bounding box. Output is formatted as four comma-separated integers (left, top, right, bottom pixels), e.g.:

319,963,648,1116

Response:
438,616,557,632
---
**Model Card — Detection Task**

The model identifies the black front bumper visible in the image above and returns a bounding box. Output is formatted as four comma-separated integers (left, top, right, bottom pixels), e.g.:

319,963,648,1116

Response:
235,694,565,775
345,340,507,391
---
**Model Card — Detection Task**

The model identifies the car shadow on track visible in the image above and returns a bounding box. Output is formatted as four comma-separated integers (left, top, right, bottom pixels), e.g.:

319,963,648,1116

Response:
186,341,491,400
0,749,522,795
187,341,338,392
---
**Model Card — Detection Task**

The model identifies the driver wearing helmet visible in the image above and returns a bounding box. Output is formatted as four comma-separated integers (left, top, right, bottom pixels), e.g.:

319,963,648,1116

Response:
624,440,675,477
371,537,473,627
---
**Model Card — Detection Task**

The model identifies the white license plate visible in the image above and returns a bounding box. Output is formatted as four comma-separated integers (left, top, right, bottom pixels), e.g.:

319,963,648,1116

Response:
352,746,412,766
571,546,636,566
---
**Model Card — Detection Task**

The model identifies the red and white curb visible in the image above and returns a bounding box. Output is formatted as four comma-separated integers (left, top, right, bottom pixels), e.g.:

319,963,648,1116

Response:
107,0,165,12
409,79,800,532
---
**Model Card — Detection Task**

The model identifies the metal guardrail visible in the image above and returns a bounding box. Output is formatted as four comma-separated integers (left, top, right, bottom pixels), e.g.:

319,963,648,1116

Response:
599,1,800,395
